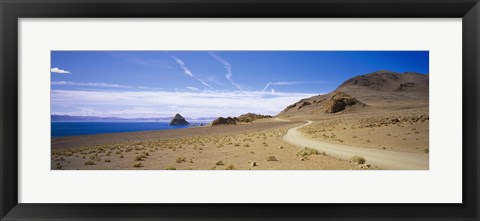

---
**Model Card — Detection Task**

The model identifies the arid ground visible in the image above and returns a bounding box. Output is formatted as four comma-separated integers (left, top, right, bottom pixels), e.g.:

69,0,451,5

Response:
52,119,367,170
52,71,429,170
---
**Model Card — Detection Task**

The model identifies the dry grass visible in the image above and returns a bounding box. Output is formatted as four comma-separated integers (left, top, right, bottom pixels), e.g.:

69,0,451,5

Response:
225,164,235,170
351,155,366,164
266,156,278,161
296,147,324,157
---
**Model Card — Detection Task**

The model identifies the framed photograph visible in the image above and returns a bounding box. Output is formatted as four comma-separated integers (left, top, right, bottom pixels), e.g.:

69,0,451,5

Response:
1,0,478,220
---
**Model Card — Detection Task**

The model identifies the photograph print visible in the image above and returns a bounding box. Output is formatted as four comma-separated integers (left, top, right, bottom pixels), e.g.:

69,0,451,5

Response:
51,51,429,170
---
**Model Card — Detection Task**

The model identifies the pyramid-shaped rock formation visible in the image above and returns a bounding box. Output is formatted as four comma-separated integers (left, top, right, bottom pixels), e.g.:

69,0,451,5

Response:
169,113,189,126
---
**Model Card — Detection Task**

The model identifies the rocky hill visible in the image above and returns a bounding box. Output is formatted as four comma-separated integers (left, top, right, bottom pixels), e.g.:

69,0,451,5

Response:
336,70,428,96
211,113,272,126
169,113,189,126
277,70,428,118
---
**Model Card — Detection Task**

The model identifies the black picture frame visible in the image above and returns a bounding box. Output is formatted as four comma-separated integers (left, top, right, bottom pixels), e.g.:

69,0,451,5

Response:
1,0,479,220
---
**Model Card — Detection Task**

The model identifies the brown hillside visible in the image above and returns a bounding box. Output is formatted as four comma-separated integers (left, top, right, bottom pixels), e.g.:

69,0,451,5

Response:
277,70,428,118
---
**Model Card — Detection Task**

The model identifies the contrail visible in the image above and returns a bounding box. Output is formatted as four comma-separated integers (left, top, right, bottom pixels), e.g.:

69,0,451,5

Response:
262,82,272,91
261,81,330,91
209,52,243,91
171,56,213,90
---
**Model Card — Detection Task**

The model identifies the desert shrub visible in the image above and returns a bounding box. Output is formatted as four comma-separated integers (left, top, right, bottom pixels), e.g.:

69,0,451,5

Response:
55,163,63,170
215,160,224,166
166,166,176,170
176,156,187,163
135,155,147,161
104,159,111,163
84,160,95,165
351,155,366,164
266,156,278,161
297,147,321,157
134,163,143,168
424,148,429,153
225,164,235,170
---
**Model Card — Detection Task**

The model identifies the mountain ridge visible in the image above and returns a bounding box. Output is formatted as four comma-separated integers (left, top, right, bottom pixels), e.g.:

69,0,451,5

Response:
277,70,428,118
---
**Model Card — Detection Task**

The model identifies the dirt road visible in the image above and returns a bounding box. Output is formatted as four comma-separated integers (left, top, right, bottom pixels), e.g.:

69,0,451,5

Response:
282,121,429,170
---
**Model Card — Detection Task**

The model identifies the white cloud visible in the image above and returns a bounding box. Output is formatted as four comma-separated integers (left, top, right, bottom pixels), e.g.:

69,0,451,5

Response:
52,81,132,88
186,86,199,91
171,56,213,89
51,89,316,118
51,67,71,74
51,81,162,90
209,52,243,91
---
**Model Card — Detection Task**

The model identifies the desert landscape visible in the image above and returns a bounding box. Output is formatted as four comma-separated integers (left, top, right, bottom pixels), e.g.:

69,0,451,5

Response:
52,70,429,170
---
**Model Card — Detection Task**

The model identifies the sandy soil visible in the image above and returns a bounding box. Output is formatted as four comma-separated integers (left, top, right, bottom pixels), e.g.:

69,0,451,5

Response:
52,120,366,170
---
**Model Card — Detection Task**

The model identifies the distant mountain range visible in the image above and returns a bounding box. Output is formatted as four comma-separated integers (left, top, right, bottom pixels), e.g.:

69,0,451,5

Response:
51,115,217,122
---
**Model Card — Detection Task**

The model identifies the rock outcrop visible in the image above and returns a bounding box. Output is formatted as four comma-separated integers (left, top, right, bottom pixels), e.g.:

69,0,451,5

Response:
211,117,238,126
324,92,364,113
211,113,272,126
169,113,189,126
236,113,272,123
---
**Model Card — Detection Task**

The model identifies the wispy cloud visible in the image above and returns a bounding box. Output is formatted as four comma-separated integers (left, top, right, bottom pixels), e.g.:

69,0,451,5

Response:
262,81,331,91
186,86,199,91
51,81,161,90
209,52,243,91
51,89,315,118
52,81,132,88
51,67,71,74
171,56,213,89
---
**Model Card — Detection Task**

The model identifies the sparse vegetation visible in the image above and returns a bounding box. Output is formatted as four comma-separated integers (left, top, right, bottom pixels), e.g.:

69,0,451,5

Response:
84,160,95,165
134,163,143,168
225,164,235,170
135,155,146,161
176,156,187,163
166,166,176,170
266,156,278,161
297,147,323,157
215,160,224,166
351,155,366,164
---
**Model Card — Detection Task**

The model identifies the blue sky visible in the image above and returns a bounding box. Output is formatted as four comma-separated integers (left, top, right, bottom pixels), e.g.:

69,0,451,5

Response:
51,51,428,118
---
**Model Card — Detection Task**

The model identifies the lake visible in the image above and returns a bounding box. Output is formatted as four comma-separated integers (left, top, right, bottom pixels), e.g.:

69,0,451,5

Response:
51,121,208,137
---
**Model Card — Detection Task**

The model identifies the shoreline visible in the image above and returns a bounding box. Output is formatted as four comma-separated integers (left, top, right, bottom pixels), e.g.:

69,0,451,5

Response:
52,120,303,150
51,121,211,138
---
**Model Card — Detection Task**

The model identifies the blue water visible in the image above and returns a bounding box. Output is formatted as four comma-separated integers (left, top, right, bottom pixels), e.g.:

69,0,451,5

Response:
51,122,203,137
